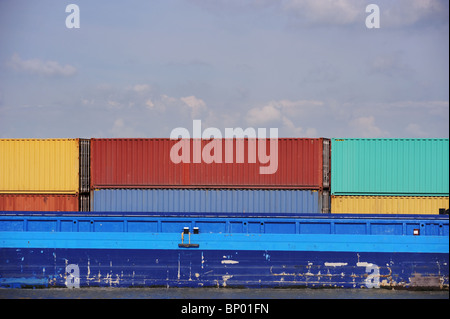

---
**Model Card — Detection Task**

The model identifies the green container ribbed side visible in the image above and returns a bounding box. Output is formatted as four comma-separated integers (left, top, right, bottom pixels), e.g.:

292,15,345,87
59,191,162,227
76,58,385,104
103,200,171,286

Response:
331,138,449,196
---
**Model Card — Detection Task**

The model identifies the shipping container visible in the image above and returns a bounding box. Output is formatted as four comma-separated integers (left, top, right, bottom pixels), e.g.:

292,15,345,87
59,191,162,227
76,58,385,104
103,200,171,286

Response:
90,138,330,189
331,138,449,196
0,194,79,211
0,139,79,194
91,188,329,214
331,195,449,215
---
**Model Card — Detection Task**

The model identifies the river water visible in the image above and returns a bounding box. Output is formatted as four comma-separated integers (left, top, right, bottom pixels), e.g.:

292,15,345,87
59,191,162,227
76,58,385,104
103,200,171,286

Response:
0,287,448,299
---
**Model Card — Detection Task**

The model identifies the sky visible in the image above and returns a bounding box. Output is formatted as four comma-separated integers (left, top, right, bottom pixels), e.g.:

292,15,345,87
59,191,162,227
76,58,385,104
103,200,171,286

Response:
0,0,448,138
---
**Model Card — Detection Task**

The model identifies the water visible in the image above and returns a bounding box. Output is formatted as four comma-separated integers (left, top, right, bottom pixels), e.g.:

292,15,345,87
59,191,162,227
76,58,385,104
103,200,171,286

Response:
1,287,448,299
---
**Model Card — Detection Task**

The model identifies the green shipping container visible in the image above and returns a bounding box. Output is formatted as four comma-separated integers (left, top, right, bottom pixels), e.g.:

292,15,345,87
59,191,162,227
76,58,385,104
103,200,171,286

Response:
331,138,449,196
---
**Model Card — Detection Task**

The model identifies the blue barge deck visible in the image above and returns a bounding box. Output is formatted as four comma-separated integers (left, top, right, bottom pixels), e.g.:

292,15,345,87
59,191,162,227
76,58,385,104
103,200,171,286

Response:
0,212,448,289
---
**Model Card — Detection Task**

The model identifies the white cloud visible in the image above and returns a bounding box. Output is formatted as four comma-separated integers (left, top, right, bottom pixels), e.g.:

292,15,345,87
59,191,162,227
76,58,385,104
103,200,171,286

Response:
247,104,282,126
276,99,324,117
113,118,124,128
283,0,365,25
80,84,209,119
281,116,301,136
284,0,448,27
109,118,144,137
107,100,121,108
246,99,323,126
384,100,448,111
350,115,389,138
369,52,413,77
187,0,275,15
145,99,155,109
8,53,77,77
180,95,208,117
405,123,429,137
246,99,322,136
160,94,179,105
280,116,318,137
366,100,449,118
131,84,152,93
305,127,318,137
382,0,448,27
190,0,368,26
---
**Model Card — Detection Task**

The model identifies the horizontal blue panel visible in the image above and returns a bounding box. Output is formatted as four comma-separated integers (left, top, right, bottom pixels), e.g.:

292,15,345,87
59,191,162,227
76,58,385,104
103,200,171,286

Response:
1,214,448,237
1,215,448,254
1,231,448,253
92,189,321,214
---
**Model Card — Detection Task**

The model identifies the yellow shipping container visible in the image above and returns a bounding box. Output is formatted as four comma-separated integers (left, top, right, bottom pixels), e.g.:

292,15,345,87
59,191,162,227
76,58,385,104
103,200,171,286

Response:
0,139,79,194
331,195,449,215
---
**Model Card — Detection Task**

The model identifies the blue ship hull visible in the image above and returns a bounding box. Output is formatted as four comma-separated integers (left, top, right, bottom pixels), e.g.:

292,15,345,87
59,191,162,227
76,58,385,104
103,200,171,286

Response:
1,248,448,289
0,212,448,289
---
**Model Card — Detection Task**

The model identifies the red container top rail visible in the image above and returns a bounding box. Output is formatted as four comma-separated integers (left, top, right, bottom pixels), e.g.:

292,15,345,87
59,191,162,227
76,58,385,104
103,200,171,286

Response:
90,138,329,189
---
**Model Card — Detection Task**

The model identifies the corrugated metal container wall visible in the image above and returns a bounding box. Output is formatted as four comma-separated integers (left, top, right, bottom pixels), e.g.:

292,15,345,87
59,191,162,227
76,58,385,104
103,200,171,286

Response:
331,138,449,196
79,194,90,212
0,194,79,211
91,188,323,214
331,195,449,215
0,139,79,194
79,139,90,194
90,138,328,189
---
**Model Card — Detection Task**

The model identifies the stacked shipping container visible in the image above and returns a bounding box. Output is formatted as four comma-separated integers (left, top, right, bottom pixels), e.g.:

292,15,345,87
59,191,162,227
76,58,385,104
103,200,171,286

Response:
90,138,331,214
92,188,323,214
0,194,79,211
330,138,449,214
0,139,90,211
2,138,446,215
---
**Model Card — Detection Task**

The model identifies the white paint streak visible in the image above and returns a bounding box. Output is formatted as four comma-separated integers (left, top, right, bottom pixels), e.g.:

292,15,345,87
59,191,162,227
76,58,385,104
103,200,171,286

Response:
86,259,91,284
222,275,233,287
221,260,239,264
325,262,348,267
201,252,204,270
357,262,373,267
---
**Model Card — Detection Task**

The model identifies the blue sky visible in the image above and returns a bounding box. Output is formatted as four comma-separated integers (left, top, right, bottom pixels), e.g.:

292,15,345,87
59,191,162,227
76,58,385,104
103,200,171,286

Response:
0,0,448,138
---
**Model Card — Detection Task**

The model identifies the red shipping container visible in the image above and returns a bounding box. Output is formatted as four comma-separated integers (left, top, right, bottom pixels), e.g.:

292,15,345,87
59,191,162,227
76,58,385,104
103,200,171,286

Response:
91,138,329,189
0,194,79,211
